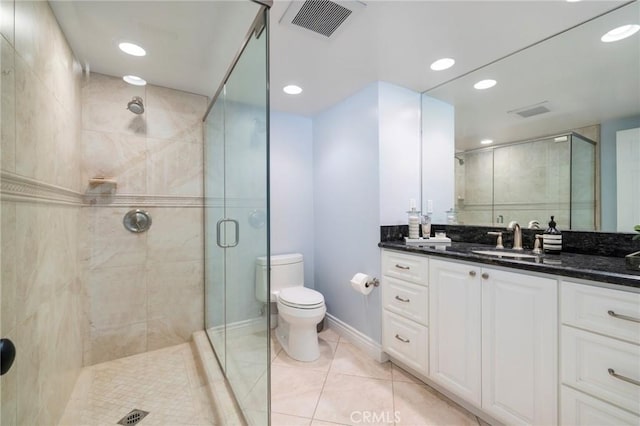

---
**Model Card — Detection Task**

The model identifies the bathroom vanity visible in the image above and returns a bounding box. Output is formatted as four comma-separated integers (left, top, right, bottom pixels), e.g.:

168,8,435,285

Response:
378,242,640,426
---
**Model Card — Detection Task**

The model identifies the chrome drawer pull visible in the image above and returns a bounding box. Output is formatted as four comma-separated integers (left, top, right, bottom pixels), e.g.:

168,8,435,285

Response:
395,264,410,270
395,295,410,303
607,310,640,324
395,334,410,343
608,368,640,387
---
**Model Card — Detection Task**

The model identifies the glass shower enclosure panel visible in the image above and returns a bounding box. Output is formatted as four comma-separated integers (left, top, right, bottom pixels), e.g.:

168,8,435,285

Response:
204,7,269,425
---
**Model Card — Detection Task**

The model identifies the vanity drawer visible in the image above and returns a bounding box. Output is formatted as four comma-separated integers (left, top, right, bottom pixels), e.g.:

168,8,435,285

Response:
382,250,428,285
562,326,640,415
382,276,428,326
561,385,640,426
382,310,428,374
562,281,640,344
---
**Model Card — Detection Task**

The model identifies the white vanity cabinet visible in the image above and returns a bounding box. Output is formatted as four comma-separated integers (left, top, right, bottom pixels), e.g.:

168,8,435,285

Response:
381,250,429,374
428,258,482,405
429,258,558,426
560,281,640,425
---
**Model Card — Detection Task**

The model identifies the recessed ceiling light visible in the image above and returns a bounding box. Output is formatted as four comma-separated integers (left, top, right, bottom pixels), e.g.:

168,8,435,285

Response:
601,24,640,43
283,85,303,95
430,58,455,71
123,75,147,86
481,139,493,145
566,0,581,3
474,79,497,90
119,42,146,57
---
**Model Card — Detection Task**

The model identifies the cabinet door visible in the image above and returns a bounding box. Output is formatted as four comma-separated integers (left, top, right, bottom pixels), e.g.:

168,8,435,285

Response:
429,259,482,406
481,268,557,426
561,385,640,426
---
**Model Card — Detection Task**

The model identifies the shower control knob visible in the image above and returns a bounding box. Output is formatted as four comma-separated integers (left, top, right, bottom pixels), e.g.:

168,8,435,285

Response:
123,209,152,233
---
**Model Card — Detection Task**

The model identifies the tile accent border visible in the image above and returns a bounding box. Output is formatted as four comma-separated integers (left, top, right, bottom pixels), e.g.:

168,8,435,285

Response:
325,313,389,363
0,172,211,208
0,171,83,205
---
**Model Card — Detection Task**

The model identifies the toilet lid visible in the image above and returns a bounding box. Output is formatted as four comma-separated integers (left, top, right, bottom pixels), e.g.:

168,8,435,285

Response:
279,287,324,308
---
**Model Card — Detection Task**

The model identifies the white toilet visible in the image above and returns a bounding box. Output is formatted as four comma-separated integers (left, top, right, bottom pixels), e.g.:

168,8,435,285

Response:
255,253,326,362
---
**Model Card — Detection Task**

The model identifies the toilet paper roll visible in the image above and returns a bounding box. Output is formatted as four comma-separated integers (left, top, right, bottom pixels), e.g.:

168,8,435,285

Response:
350,273,374,295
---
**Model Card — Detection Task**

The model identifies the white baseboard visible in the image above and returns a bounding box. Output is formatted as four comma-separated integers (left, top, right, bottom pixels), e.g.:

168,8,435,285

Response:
325,313,389,363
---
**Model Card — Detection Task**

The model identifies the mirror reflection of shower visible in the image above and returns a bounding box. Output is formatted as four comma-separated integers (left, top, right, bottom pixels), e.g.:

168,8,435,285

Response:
455,154,464,165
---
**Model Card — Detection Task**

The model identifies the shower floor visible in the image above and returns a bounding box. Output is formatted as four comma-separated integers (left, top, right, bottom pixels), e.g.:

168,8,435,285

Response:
59,334,244,426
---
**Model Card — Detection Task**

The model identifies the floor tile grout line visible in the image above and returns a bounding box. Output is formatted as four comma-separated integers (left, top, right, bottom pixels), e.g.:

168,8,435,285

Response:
309,332,339,423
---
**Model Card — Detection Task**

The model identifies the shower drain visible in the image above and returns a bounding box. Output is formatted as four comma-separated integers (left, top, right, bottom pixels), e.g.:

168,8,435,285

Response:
117,409,149,425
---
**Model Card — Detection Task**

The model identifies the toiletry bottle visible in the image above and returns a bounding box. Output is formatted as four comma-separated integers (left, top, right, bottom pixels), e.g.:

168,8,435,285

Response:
543,215,562,254
421,214,431,238
407,198,420,239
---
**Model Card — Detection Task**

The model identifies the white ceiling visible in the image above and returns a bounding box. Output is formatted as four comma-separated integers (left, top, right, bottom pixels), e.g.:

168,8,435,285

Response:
51,0,638,150
269,0,630,116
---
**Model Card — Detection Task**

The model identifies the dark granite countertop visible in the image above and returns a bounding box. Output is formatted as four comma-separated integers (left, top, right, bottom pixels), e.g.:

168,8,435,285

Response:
379,241,640,290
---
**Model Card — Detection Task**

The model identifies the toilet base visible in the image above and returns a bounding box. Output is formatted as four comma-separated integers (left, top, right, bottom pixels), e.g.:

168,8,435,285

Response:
276,318,321,362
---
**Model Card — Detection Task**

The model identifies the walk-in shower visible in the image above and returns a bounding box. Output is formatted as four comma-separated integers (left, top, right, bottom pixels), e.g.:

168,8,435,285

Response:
0,1,270,425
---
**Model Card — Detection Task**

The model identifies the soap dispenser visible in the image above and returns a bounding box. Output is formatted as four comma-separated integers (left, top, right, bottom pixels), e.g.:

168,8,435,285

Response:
407,199,420,239
543,215,562,254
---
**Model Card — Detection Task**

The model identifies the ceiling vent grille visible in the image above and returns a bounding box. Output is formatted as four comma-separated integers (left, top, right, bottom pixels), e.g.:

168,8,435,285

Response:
508,101,551,118
281,0,365,38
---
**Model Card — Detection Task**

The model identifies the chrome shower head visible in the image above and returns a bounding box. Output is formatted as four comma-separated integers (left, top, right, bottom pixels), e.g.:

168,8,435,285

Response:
455,155,464,165
127,96,144,114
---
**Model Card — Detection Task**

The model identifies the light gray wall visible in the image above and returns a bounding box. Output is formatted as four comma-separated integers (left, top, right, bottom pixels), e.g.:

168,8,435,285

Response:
272,82,422,343
600,114,640,231
379,82,422,224
313,83,382,342
270,111,315,288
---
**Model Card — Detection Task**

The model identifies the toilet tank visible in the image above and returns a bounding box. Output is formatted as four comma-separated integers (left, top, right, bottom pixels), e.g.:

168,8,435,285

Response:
255,253,304,303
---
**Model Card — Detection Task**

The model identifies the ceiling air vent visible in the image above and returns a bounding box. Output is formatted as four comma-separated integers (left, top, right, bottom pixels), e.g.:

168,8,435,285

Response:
280,0,365,38
508,101,551,118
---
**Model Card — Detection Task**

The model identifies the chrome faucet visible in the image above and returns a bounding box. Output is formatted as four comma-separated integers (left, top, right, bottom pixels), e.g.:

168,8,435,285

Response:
507,221,523,250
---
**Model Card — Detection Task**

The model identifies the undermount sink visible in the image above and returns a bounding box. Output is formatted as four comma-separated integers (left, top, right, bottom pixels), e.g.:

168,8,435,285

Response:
472,250,538,259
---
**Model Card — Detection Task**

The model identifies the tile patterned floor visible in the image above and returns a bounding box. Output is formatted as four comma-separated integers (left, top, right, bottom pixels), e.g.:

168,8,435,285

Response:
60,326,485,426
269,327,482,426
59,337,243,426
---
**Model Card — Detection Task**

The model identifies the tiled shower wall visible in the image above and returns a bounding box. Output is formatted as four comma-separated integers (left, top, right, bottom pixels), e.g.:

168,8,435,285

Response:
82,73,208,365
1,1,85,425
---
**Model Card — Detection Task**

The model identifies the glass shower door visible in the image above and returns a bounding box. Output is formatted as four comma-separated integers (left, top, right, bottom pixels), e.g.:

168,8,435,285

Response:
204,7,269,425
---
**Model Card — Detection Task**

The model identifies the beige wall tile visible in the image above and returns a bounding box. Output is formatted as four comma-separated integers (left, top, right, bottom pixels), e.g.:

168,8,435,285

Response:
146,207,203,262
0,327,17,426
0,0,14,45
88,265,146,329
146,136,203,196
146,84,207,141
82,72,146,136
146,260,203,351
1,36,15,173
87,207,147,270
1,201,16,334
88,321,147,365
82,130,147,194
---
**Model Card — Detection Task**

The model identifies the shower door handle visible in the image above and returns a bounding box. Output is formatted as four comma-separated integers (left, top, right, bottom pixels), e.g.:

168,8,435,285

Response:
216,218,240,248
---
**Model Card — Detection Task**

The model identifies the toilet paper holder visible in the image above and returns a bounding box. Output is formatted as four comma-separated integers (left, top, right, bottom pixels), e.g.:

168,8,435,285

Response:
365,277,380,288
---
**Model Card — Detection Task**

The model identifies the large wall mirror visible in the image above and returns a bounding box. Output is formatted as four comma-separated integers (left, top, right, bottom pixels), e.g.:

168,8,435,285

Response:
423,1,640,233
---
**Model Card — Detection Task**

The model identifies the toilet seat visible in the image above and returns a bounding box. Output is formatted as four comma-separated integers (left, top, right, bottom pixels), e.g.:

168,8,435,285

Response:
278,287,324,309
